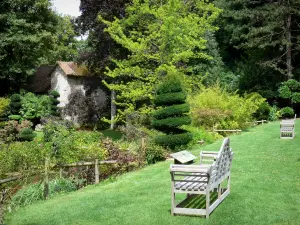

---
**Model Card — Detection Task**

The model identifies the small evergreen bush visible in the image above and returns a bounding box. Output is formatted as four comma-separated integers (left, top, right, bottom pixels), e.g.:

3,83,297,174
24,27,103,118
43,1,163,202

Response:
152,73,192,150
19,127,36,141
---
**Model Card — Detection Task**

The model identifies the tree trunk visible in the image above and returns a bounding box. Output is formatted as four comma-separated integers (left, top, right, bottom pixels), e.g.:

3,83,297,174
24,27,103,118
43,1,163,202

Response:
110,90,116,130
43,157,49,200
286,13,292,80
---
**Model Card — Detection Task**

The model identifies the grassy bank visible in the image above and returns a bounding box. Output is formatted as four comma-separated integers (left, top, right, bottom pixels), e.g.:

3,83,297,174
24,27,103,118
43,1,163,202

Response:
5,121,300,225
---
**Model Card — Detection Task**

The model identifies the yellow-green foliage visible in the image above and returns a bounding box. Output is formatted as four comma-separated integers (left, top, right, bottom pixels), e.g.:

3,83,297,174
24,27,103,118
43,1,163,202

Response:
100,0,221,122
189,86,265,129
0,97,10,116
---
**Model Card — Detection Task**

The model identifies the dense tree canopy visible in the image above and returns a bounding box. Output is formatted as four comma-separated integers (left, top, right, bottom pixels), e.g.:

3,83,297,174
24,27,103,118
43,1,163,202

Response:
215,0,300,96
0,0,58,90
50,15,79,62
0,0,80,93
77,0,130,74
100,0,221,121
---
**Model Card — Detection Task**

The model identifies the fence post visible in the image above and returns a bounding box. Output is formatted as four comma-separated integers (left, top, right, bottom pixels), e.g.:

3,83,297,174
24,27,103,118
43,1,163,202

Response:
141,138,146,151
59,167,63,179
95,159,100,184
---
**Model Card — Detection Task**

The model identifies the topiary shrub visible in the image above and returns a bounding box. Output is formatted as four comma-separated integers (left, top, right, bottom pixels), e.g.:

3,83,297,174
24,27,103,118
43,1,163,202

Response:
18,127,36,141
49,90,60,116
280,107,294,118
253,101,271,121
9,94,21,119
152,73,192,150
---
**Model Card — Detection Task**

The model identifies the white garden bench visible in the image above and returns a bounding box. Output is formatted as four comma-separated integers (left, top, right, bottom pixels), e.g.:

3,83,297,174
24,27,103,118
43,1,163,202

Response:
280,114,296,139
170,138,233,218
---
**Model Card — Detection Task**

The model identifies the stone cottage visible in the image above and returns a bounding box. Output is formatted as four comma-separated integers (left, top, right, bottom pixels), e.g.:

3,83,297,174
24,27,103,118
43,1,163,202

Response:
28,62,109,125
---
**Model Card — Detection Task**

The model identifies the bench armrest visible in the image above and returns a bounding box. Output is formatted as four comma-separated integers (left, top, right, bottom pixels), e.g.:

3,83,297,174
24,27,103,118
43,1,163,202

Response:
200,151,219,164
200,151,219,154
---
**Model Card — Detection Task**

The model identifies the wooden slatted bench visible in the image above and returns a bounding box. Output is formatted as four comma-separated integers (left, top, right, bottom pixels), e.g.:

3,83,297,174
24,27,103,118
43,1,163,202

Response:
170,138,234,218
280,114,296,139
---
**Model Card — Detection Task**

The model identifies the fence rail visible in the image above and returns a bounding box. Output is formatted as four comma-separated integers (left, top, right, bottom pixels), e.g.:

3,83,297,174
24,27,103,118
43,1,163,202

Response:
0,176,21,185
56,160,117,168
56,159,118,184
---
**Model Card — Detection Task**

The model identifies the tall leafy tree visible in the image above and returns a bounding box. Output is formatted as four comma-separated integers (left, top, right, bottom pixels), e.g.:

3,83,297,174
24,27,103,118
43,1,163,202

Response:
50,15,79,62
77,0,130,73
77,0,130,129
101,0,221,123
0,0,58,91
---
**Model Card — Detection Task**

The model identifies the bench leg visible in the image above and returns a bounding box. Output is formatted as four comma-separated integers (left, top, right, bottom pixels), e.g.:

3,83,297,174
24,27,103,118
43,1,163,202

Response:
171,184,175,216
206,190,210,219
227,175,231,192
218,184,221,199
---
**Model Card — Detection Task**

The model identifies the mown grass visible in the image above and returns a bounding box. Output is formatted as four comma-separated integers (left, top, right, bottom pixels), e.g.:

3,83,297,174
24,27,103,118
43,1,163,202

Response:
5,121,300,225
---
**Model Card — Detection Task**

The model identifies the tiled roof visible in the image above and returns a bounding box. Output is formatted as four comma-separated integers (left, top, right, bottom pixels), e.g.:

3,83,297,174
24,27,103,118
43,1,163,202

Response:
57,61,89,76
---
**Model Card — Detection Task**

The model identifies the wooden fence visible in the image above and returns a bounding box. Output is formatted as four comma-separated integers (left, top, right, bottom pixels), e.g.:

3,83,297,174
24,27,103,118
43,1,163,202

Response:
56,160,117,184
0,159,118,222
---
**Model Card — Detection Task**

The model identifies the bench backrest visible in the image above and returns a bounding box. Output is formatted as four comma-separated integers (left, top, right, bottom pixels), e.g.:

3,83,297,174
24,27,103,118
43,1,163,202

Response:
210,138,233,184
281,114,296,123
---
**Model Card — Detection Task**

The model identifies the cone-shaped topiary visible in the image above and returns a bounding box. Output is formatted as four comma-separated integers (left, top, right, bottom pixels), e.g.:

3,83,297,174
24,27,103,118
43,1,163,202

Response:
9,94,21,120
49,90,60,117
152,73,192,150
10,94,21,114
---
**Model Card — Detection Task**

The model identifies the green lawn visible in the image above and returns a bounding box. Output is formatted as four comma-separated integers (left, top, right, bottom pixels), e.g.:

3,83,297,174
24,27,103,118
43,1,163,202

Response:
5,121,300,225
